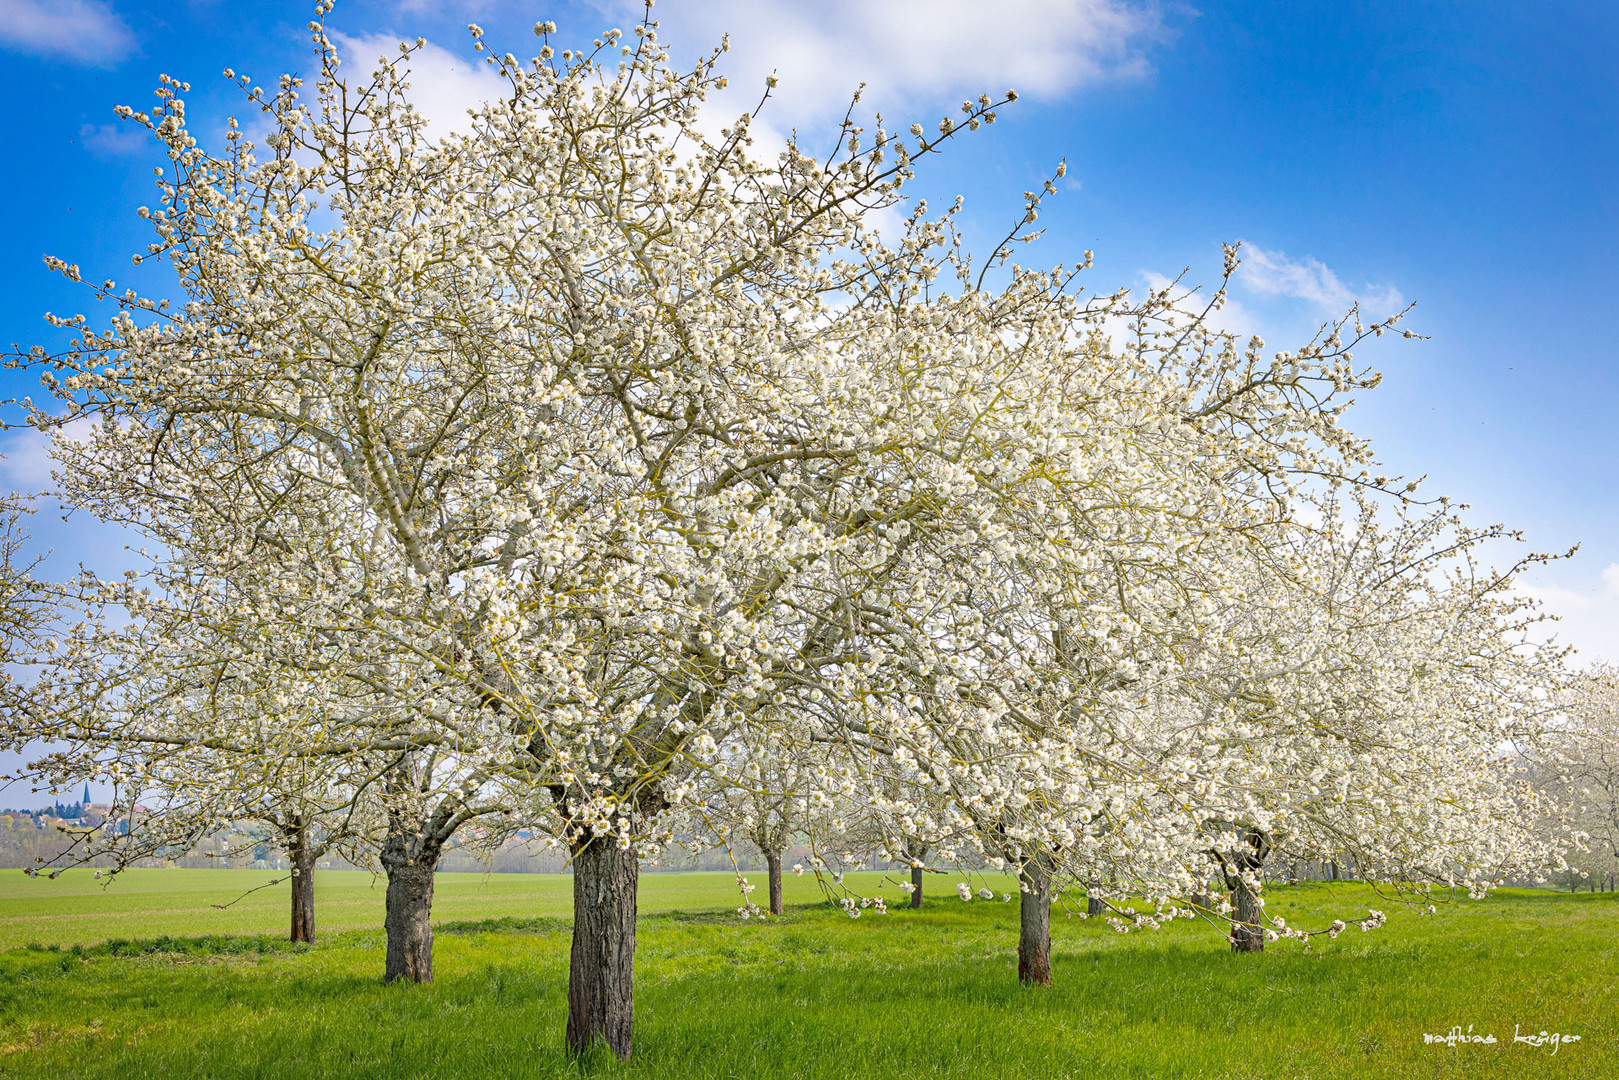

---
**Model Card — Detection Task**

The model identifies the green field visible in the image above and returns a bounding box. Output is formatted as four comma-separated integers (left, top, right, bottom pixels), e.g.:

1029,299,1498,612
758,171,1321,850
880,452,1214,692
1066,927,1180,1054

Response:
0,870,1613,1078
0,867,588,952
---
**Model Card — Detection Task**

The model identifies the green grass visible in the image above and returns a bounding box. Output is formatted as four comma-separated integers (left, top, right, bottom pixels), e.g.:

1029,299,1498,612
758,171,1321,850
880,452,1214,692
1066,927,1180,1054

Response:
0,871,1614,1078
0,867,728,951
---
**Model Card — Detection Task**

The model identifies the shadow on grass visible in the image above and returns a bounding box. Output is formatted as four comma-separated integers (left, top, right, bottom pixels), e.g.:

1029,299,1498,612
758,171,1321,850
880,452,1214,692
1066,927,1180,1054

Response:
433,907,800,936
436,915,572,937
21,934,314,960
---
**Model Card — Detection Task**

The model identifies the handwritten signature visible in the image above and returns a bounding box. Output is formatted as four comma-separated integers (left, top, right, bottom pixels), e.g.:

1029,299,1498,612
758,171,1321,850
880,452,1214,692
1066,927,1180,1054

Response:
1422,1025,1581,1054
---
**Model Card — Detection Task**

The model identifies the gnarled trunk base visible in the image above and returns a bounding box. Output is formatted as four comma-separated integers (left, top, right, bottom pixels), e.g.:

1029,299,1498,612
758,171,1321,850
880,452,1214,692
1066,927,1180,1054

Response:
1230,877,1264,953
381,816,439,984
567,837,639,1060
910,863,924,908
384,856,436,982
1018,855,1054,986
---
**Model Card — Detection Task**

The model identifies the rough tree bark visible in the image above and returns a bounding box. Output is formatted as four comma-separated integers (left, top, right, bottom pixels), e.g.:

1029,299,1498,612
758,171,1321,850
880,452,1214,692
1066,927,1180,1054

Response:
1222,828,1272,954
765,851,784,916
289,828,316,944
904,838,929,909
567,834,639,1060
1229,874,1265,953
1018,853,1055,986
381,818,441,984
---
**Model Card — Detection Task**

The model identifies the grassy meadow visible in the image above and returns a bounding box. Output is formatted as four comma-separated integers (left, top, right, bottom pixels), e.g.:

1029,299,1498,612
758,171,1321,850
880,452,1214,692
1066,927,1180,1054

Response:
0,869,1613,1078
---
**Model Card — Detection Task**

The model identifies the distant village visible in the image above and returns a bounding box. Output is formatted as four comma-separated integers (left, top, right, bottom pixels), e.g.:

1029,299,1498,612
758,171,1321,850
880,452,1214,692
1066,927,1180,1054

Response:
1,785,125,833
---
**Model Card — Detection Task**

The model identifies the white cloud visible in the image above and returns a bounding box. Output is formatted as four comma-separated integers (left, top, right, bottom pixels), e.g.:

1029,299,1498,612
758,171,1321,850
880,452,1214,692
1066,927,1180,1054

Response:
1140,269,1262,341
332,32,508,138
0,418,98,495
380,1,1163,120
1234,242,1403,316
1517,565,1619,667
637,1,1162,241
1520,581,1592,613
1,428,62,494
0,0,135,67
1,423,149,608
79,121,146,158
352,3,1161,243
597,0,1164,131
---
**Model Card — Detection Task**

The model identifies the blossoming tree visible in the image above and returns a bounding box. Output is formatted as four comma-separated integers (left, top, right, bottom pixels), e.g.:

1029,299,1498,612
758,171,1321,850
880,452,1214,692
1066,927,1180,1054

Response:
1173,492,1568,951
11,3,1545,1058
1553,666,1619,891
21,536,521,975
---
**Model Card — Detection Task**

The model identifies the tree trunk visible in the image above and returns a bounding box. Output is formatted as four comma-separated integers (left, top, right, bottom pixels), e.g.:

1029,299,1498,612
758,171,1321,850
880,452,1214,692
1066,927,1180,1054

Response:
1329,861,1339,882
766,851,784,916
1222,828,1271,953
289,836,316,944
381,817,439,984
567,835,639,1060
383,856,436,983
1018,854,1054,986
1230,875,1265,953
904,838,930,909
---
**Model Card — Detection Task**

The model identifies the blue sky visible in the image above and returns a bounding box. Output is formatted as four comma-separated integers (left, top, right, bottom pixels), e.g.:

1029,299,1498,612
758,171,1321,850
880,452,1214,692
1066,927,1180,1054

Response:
1,1,1616,804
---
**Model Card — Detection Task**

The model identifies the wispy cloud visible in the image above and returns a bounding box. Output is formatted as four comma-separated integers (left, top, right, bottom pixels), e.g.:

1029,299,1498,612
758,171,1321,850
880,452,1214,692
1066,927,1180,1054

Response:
1234,242,1403,316
331,32,509,139
1517,563,1619,666
349,3,1163,243
78,121,146,158
0,418,97,495
2,422,152,595
1141,269,1262,341
617,0,1166,127
0,0,135,67
383,1,1164,122
1,430,58,496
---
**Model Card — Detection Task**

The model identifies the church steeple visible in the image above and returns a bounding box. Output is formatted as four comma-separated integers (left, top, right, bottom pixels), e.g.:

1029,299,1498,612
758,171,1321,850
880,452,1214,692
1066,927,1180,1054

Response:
82,783,91,806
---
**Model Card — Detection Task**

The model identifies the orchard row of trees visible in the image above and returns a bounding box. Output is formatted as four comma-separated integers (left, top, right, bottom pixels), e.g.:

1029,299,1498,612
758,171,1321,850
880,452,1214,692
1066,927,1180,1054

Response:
0,7,1590,1061
1551,667,1619,891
